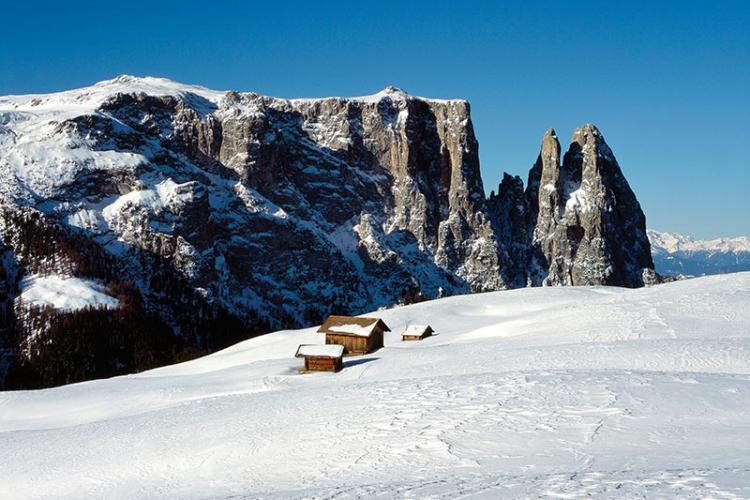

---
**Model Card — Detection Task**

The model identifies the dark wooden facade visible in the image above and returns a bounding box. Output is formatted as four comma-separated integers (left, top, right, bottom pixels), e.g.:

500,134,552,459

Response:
302,355,343,373
324,331,383,356
317,315,391,356
295,344,344,373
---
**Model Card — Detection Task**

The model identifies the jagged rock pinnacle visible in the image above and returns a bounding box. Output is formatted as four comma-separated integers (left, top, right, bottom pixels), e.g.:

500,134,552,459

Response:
524,124,653,287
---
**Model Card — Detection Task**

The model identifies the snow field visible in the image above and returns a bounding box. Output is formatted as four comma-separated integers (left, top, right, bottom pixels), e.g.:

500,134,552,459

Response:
0,273,749,499
17,274,119,312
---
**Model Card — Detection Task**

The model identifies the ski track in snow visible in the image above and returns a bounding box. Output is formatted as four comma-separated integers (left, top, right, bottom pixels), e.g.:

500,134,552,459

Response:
1,273,750,499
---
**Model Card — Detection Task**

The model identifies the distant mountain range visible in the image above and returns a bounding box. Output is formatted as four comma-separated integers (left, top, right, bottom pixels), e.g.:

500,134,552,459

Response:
648,229,750,277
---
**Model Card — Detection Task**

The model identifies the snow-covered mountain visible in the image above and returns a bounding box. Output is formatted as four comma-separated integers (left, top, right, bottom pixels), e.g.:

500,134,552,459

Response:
648,229,750,276
0,76,654,387
1,273,748,499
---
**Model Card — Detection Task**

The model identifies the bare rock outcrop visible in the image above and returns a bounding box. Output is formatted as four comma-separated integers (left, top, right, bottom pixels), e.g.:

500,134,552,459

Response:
524,124,653,286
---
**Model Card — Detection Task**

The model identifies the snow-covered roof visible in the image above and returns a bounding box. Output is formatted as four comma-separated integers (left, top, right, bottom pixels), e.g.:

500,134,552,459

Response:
402,324,433,337
317,315,391,337
295,344,344,358
328,324,379,337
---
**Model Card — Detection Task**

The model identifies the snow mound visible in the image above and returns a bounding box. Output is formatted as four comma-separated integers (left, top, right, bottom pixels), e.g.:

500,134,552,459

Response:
1,273,749,499
18,274,119,312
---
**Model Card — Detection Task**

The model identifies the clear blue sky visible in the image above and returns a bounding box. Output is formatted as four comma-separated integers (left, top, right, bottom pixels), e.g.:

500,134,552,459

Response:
2,1,748,238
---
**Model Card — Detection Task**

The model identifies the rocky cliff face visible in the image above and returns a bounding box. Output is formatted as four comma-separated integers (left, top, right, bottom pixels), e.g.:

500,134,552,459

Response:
0,76,653,387
523,125,654,287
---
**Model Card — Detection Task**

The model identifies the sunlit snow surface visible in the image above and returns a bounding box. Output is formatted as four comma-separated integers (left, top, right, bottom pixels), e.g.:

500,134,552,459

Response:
18,274,119,312
1,273,749,499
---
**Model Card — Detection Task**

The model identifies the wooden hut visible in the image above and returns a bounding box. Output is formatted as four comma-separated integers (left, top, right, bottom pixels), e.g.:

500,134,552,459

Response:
295,344,344,373
317,315,391,355
401,324,434,341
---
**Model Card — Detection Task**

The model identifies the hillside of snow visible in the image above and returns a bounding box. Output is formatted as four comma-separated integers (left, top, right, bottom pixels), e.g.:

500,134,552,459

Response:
649,229,750,277
1,273,749,499
18,274,119,312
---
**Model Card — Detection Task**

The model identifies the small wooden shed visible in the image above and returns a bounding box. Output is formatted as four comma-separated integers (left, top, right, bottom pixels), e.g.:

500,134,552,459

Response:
402,324,434,341
317,315,391,355
295,344,344,373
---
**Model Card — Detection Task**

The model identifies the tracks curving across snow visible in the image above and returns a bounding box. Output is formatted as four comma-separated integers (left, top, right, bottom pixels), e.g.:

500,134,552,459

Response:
1,273,749,499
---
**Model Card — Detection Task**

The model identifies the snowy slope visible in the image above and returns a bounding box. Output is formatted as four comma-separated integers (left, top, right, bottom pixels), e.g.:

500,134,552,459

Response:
649,229,750,276
18,274,119,311
1,273,749,499
0,76,222,201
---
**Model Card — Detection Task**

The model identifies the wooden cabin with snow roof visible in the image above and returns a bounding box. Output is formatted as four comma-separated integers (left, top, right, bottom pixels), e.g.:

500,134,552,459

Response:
401,324,434,341
317,315,391,355
295,344,344,373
